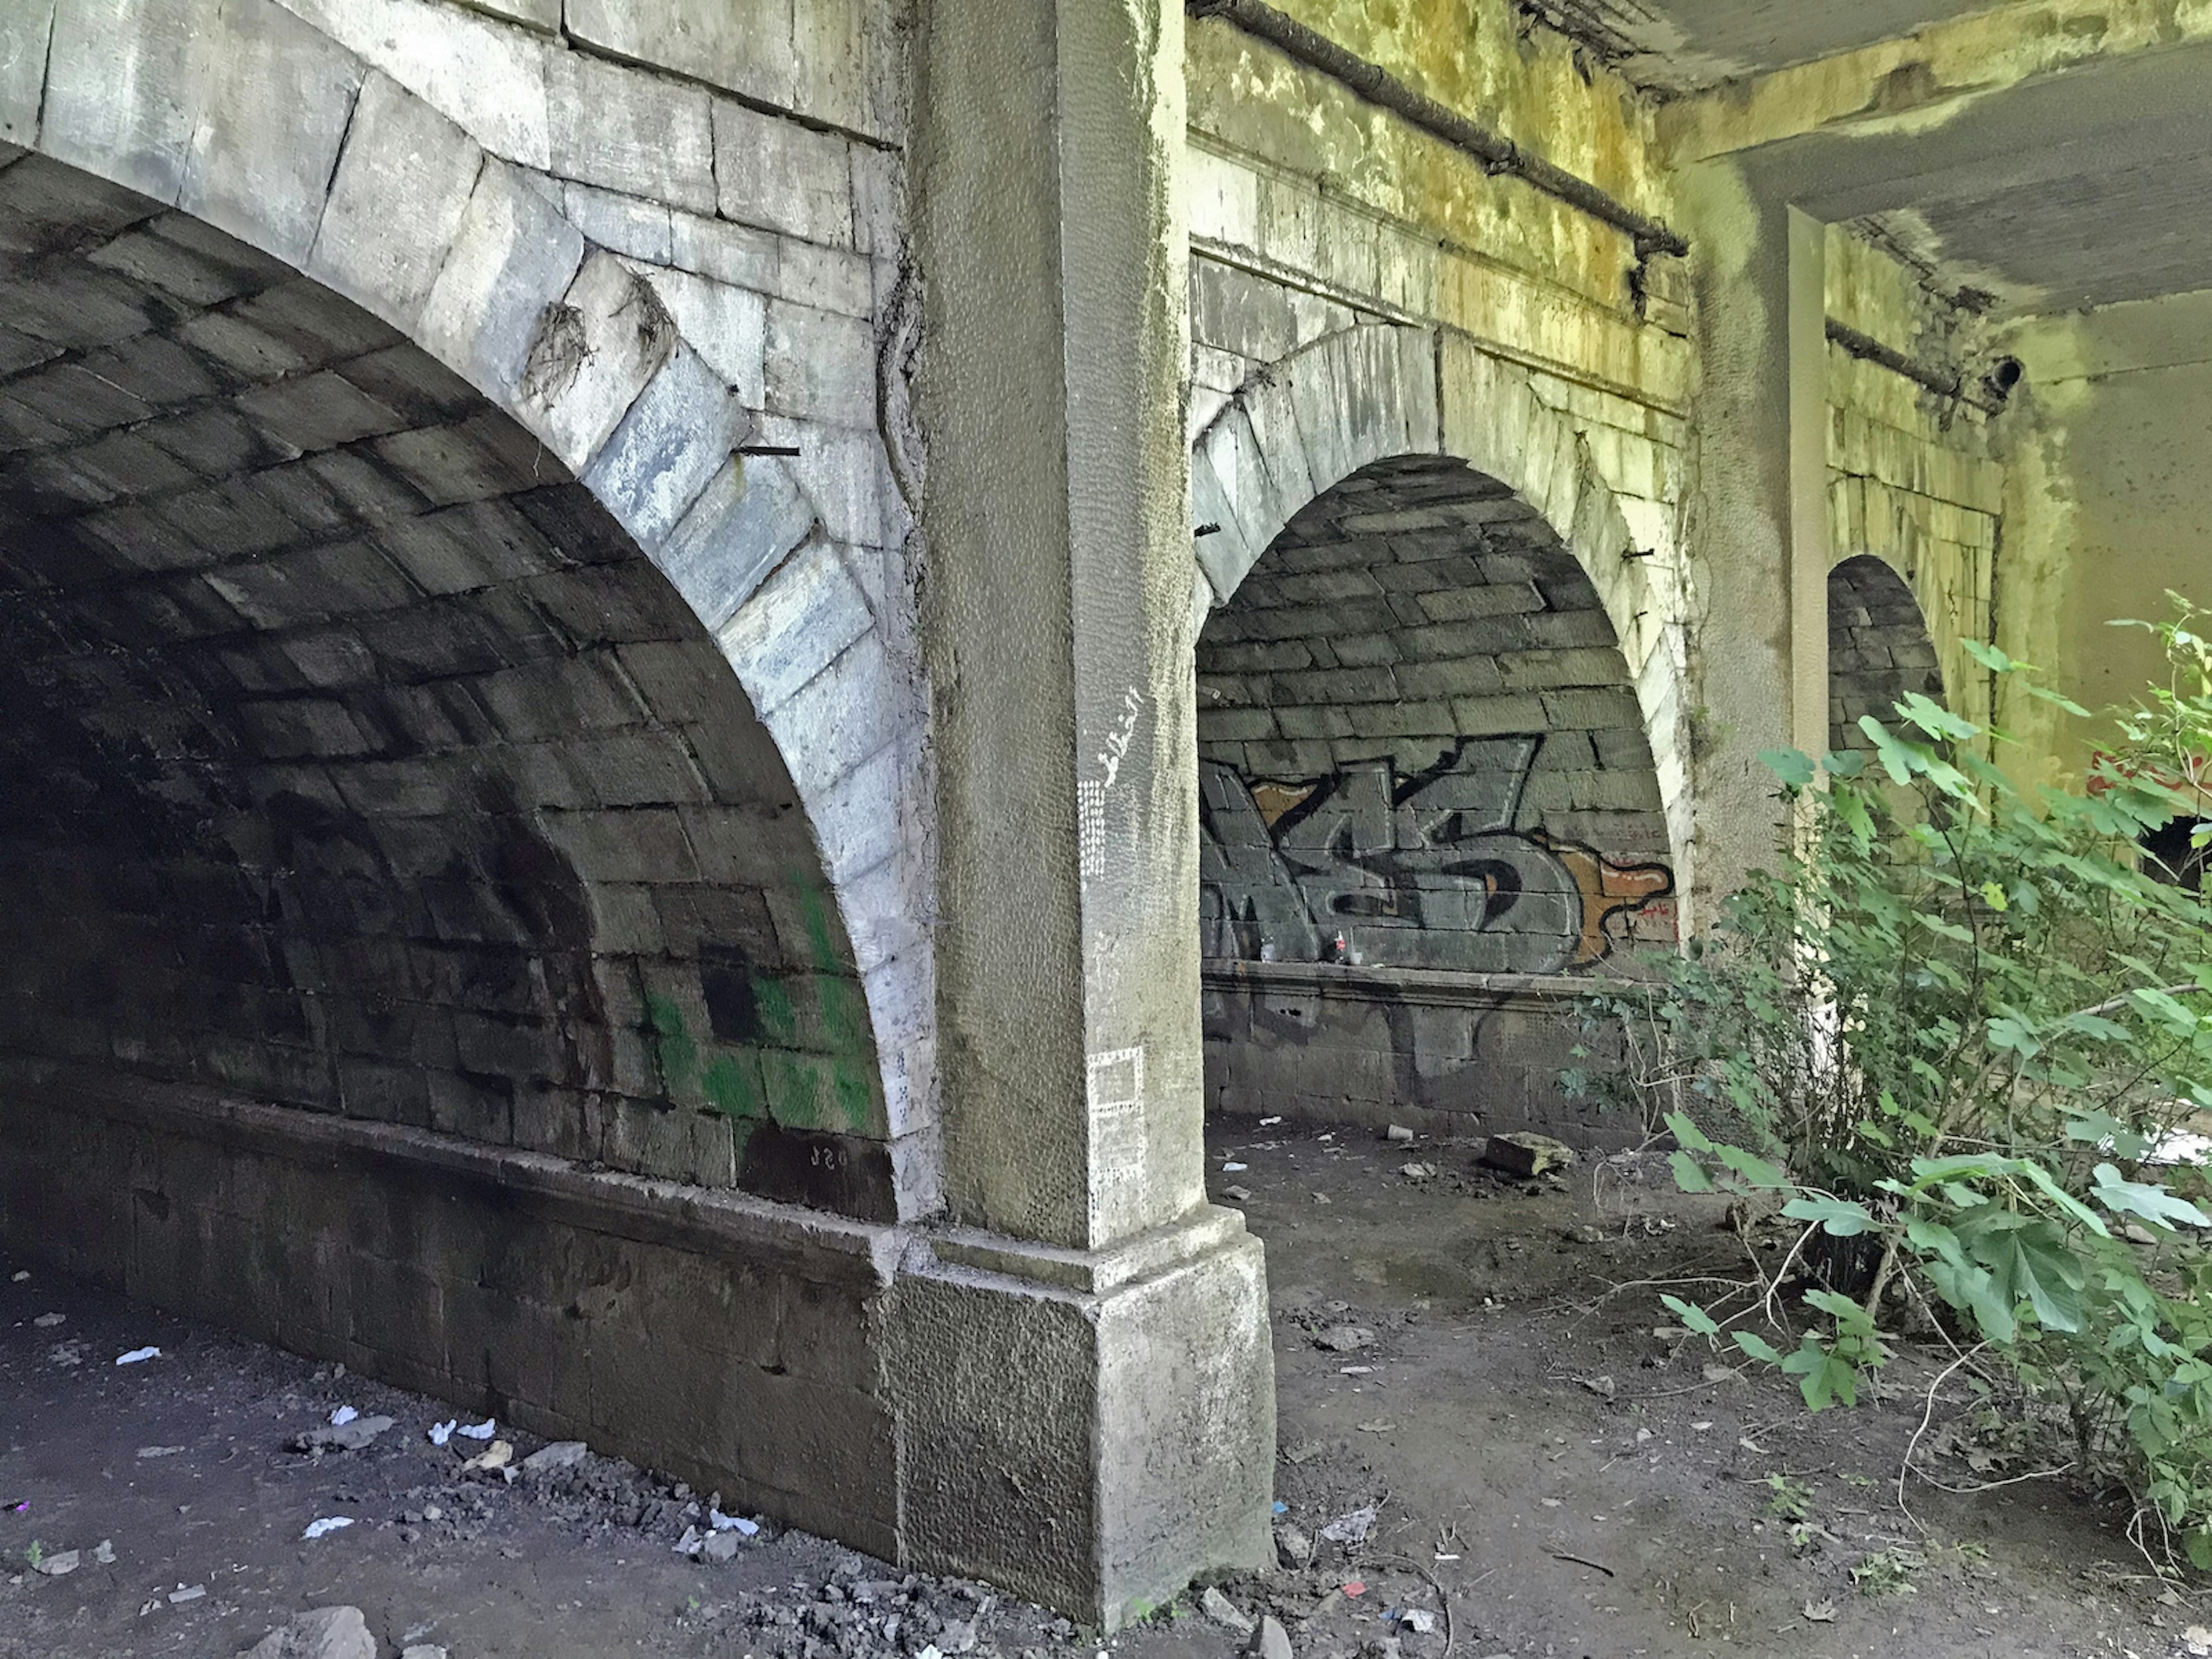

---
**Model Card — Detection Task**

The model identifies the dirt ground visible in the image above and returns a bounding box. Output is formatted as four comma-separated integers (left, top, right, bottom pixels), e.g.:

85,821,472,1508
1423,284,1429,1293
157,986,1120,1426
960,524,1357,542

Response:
2,1119,2206,1658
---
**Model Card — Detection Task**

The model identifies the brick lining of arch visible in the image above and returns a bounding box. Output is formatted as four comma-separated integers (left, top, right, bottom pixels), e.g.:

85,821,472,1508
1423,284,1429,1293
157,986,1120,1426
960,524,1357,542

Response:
0,153,908,1218
1196,454,1675,975
1828,553,1945,754
1189,323,1695,926
0,0,936,1202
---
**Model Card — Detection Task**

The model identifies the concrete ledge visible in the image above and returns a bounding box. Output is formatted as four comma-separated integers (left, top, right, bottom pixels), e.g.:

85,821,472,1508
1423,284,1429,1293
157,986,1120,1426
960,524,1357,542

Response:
1202,956,1635,1009
0,1055,900,1282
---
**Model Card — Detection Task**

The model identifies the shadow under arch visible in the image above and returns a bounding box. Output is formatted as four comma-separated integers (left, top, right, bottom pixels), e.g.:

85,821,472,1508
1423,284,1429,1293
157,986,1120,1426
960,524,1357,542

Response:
5,0,934,1157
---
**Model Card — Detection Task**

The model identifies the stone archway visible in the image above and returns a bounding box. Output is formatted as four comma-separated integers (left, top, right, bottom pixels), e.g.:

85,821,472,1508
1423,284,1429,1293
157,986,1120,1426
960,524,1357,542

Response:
1188,327,1691,1142
1190,324,1694,911
1827,553,1946,754
2,0,934,1158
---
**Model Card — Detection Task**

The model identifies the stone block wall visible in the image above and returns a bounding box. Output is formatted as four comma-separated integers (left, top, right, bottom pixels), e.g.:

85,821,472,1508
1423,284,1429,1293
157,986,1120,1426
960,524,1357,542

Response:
0,1067,902,1553
1196,454,1676,978
1828,554,1946,755
1825,224,2005,734
1200,961,1634,1146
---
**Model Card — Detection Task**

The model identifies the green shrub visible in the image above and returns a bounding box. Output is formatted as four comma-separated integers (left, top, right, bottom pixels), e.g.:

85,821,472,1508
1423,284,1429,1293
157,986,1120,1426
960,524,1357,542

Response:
1571,599,2212,1566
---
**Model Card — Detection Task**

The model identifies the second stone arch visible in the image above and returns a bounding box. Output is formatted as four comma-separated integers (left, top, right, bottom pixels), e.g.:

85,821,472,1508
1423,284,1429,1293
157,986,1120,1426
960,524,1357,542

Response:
1188,323,1696,1144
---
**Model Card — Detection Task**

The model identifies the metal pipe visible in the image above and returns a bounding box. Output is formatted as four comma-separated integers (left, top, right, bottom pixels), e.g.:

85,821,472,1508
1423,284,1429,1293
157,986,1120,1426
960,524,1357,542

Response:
1187,0,1690,260
1824,318,2002,415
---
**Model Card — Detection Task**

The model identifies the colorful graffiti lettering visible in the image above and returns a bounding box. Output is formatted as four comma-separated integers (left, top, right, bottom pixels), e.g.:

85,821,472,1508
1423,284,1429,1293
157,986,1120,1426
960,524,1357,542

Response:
1198,737,1673,975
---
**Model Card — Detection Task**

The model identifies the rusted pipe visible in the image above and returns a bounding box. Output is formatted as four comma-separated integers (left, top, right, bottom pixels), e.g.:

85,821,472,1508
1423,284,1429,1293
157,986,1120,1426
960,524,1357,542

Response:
1824,318,2003,415
1187,0,1691,260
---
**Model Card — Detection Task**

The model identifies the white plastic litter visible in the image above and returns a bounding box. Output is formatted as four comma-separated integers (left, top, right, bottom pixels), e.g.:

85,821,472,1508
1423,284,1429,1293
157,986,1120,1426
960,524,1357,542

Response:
1259,1116,1282,1126
9,1270,26,1282
301,1516,355,1540
1222,1162,1248,1172
115,1347,160,1365
1319,1505,1377,1544
32,1312,63,1327
329,1406,358,1426
709,1508,760,1536
457,1418,497,1440
168,1583,205,1603
427,1419,457,1446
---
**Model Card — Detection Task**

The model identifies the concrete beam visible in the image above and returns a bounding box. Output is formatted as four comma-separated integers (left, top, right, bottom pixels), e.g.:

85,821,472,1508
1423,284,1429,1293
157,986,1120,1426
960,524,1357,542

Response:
1662,0,2212,164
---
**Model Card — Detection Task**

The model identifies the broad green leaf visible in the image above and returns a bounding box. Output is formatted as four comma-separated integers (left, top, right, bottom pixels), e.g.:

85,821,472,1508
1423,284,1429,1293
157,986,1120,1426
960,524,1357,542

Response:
1782,1195,1877,1237
1668,1150,1714,1194
1715,1143,1793,1191
1925,1256,2016,1344
1661,1294,1721,1337
1732,1330,1783,1365
1979,881,2010,912
1664,1111,1713,1153
1760,747,1817,789
2093,1163,2212,1230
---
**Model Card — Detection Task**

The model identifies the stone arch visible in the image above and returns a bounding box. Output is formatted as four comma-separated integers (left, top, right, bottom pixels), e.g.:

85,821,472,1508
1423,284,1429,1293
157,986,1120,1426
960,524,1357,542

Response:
1190,323,1695,912
1827,553,1946,755
1,0,933,1183
1190,327,1691,1143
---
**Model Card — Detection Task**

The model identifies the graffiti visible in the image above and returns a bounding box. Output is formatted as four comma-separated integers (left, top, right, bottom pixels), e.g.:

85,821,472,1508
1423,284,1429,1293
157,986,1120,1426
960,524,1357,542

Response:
1198,737,1673,975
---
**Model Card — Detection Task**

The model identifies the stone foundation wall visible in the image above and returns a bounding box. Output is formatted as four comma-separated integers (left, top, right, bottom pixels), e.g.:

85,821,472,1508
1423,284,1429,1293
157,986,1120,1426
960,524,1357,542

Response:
1200,962,1633,1146
0,1060,900,1552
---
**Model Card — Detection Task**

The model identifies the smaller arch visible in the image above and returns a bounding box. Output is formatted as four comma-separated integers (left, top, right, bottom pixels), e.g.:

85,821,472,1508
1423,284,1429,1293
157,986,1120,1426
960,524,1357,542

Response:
1195,452,1677,978
1827,554,1945,755
1190,322,1695,919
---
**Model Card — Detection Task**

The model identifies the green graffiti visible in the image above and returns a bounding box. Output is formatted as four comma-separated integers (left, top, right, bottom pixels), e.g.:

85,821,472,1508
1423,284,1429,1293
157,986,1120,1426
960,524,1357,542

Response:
797,884,840,971
700,1051,762,1120
752,975,798,1046
644,991,696,1093
762,1049,822,1130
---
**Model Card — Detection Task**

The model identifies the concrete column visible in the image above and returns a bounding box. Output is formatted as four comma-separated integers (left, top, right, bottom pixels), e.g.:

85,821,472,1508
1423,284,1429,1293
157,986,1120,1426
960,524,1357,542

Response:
1786,207,1834,764
891,0,1274,1624
1677,161,1830,903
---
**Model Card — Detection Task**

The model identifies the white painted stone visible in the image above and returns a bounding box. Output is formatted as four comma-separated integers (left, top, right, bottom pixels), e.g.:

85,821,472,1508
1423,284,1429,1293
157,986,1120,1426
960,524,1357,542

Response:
1188,452,1256,604
563,181,672,266
626,264,766,404
180,0,363,265
513,250,673,472
271,0,550,169
1186,145,1259,249
653,452,817,631
802,736,902,888
1237,374,1314,518
545,47,714,217
419,158,585,402
834,853,926,982
667,207,779,290
763,632,899,806
581,341,745,551
453,0,557,31
308,73,483,334
565,0,797,115
42,0,219,202
849,145,902,256
717,537,872,717
760,417,891,550
0,0,54,146
1198,406,1292,562
775,238,872,318
713,98,853,247
765,298,874,427
887,1120,943,1220
859,949,936,1135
